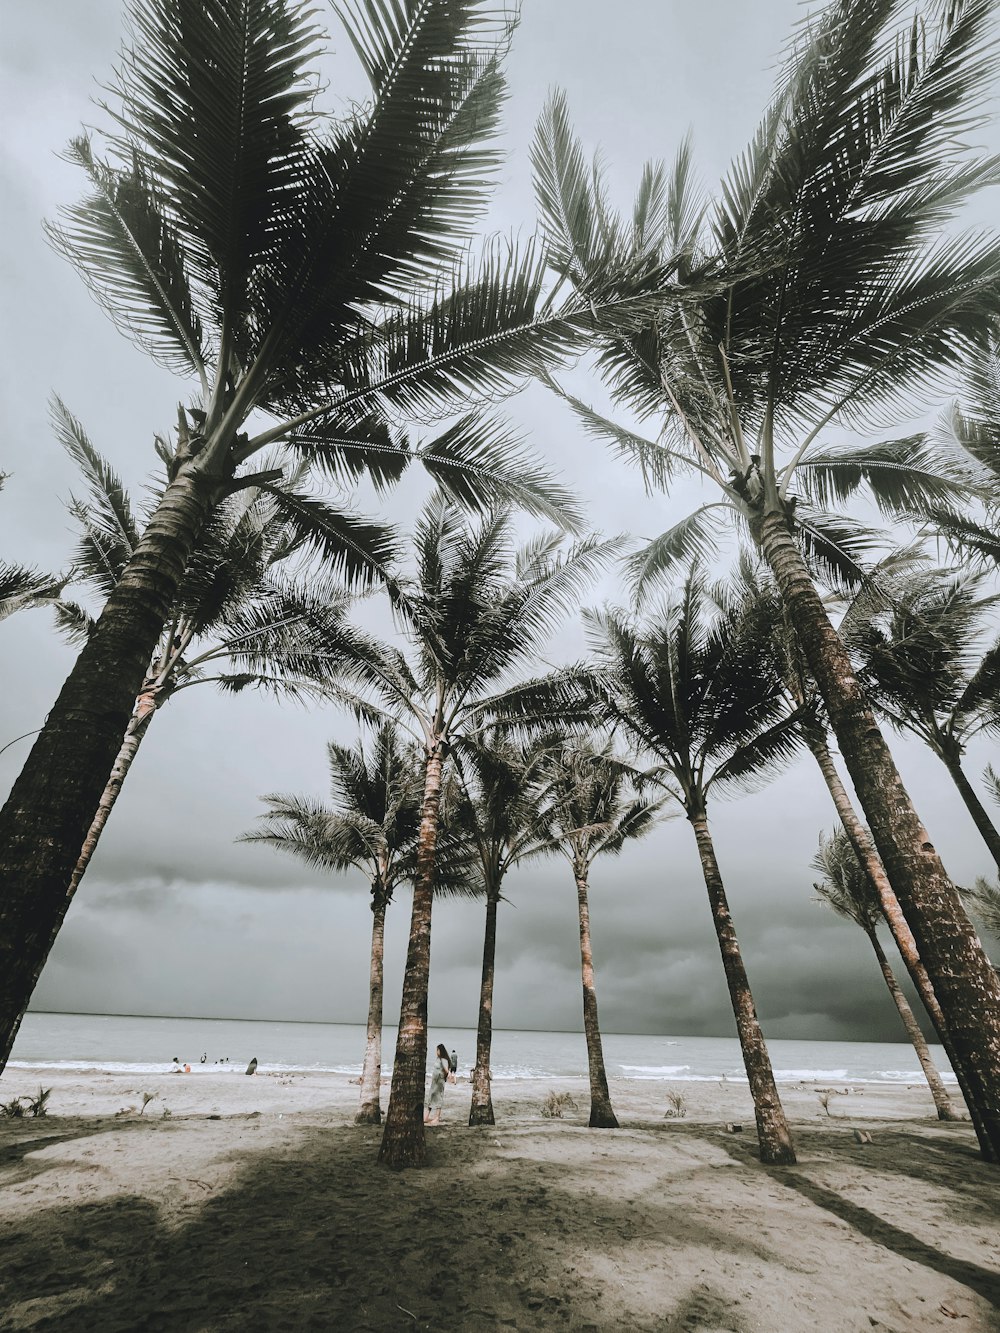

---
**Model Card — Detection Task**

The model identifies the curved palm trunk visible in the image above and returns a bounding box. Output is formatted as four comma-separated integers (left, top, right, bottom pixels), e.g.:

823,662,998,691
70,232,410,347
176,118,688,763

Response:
378,743,446,1169
469,887,499,1126
805,726,965,1127
758,508,1000,1160
357,883,389,1125
574,861,618,1129
938,748,1000,874
689,810,795,1165
864,925,957,1120
0,467,222,1073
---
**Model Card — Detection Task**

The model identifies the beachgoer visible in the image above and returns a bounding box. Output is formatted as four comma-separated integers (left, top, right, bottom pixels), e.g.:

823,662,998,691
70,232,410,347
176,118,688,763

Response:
183,1064,191,1073
449,1048,458,1076
200,1052,207,1064
424,1043,451,1125
245,1057,258,1076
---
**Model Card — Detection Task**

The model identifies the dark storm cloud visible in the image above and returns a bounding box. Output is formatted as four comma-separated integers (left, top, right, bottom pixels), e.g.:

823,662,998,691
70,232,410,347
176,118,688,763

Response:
4,0,999,1040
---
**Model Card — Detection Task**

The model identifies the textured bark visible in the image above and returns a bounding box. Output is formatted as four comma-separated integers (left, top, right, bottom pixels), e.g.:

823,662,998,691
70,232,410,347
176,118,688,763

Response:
940,748,1000,874
0,466,222,1073
758,508,1000,1160
689,811,796,1165
356,884,388,1126
806,727,967,1128
574,863,618,1129
469,887,498,1126
866,927,957,1122
378,744,445,1168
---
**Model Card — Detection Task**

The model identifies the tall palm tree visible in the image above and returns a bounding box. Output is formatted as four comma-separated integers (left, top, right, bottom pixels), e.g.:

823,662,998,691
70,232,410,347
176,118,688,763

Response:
846,569,1000,869
531,0,1000,1156
536,738,668,1128
0,0,670,1074
731,556,984,1129
588,568,802,1165
451,732,565,1128
813,828,958,1122
241,724,423,1124
324,497,612,1167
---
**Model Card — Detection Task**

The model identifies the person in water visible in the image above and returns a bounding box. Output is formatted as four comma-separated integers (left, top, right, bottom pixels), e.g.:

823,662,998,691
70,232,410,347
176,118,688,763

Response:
424,1044,453,1125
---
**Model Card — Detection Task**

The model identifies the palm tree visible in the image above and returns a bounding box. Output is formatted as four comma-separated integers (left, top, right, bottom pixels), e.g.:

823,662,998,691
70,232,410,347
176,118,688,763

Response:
846,569,1000,869
536,738,668,1128
813,828,958,1122
531,0,1000,1157
588,568,802,1165
241,724,423,1124
736,557,983,1132
324,497,612,1167
0,0,670,1074
451,732,566,1128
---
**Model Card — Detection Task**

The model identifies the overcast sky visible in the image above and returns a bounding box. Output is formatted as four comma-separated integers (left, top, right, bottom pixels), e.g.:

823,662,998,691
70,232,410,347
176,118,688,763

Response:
2,0,998,1047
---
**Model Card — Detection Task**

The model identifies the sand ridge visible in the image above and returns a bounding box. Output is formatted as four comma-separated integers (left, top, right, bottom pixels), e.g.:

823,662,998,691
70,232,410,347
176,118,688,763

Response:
0,1068,997,1331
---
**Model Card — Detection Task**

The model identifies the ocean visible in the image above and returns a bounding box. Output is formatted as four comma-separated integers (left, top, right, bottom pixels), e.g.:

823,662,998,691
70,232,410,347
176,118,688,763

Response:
8,1011,957,1086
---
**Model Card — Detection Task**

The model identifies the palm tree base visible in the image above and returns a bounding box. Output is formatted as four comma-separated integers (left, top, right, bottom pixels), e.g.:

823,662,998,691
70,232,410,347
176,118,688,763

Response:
588,1105,619,1129
758,1139,797,1166
377,1114,426,1170
468,1100,495,1126
355,1102,382,1125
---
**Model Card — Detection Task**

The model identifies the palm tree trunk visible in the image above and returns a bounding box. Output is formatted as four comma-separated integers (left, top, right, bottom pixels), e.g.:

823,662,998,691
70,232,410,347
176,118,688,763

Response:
939,748,1000,873
0,467,222,1073
0,691,161,1072
864,925,957,1121
574,861,618,1129
469,886,499,1126
688,809,796,1164
378,742,446,1169
804,725,966,1127
758,507,1000,1160
357,883,388,1126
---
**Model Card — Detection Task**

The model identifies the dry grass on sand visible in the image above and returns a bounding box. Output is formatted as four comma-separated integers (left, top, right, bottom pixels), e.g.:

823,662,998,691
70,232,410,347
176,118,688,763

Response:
0,1071,998,1331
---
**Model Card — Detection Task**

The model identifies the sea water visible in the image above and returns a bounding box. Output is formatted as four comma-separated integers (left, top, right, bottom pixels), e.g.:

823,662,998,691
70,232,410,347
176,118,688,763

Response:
7,1011,956,1085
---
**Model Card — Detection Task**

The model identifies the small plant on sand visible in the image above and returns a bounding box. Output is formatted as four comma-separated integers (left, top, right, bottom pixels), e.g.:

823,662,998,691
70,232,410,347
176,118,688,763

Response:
663,1090,687,1119
0,1096,25,1118
26,1087,51,1118
161,1106,172,1120
139,1092,157,1115
540,1091,578,1119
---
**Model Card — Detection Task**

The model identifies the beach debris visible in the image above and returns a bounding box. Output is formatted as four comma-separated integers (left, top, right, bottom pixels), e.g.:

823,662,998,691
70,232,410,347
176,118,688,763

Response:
540,1090,578,1118
724,1122,743,1134
139,1091,157,1115
939,1303,965,1319
817,1089,847,1117
161,1107,172,1119
26,1087,51,1118
853,1129,874,1144
663,1090,687,1119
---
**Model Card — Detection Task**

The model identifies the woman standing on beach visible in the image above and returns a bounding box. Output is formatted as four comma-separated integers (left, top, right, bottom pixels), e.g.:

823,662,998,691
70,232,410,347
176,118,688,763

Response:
424,1044,453,1125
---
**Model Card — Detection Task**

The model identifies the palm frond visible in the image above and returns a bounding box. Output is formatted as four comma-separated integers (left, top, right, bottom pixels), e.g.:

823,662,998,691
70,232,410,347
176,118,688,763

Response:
627,506,730,601
45,137,207,377
256,485,398,590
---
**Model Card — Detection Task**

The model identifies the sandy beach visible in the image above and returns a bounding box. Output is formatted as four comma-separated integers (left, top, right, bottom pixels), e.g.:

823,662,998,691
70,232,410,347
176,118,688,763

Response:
0,1066,997,1332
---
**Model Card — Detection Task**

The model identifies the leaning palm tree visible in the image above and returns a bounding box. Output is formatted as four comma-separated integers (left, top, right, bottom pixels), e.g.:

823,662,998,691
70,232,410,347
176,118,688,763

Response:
536,738,669,1128
0,0,672,1075
324,497,613,1168
588,567,802,1165
452,731,566,1128
739,559,975,1131
241,724,424,1124
846,569,1000,869
813,828,958,1122
532,0,1000,1155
